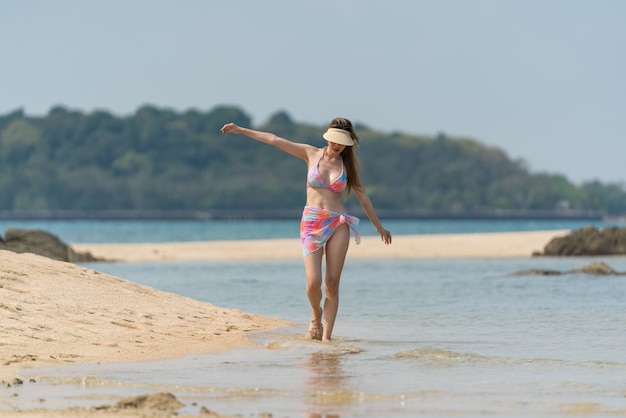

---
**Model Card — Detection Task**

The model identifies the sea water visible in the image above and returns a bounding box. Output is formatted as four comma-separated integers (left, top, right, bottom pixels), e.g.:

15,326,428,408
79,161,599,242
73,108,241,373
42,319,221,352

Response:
10,256,626,417
1,218,623,243
3,219,626,416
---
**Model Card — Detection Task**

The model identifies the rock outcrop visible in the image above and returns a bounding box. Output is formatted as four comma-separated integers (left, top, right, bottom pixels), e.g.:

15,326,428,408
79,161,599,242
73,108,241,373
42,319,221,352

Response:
0,228,99,262
511,261,625,276
540,225,626,256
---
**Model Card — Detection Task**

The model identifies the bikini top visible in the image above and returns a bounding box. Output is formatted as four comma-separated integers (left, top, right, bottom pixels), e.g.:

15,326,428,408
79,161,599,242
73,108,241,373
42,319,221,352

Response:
307,155,347,193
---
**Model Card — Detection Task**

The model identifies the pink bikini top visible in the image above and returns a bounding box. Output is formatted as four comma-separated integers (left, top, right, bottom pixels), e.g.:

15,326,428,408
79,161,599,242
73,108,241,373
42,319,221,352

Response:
307,155,347,193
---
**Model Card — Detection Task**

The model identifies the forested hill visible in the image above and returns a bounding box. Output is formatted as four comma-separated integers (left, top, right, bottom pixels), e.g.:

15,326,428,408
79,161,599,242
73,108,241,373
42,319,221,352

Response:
1,105,625,218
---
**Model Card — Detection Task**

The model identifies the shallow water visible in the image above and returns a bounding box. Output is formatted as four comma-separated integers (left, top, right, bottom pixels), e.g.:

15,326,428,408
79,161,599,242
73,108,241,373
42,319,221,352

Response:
11,256,626,417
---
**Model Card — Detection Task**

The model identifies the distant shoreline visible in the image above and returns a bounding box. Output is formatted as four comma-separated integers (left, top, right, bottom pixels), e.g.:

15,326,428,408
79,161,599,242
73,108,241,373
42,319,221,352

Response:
0,209,604,221
72,230,570,261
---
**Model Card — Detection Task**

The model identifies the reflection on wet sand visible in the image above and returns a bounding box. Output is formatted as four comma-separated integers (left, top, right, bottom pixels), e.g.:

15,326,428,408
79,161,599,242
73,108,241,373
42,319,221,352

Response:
306,350,346,389
304,349,352,418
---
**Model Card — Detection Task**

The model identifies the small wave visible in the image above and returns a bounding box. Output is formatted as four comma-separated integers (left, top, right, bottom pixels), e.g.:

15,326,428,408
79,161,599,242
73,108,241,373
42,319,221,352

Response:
267,338,364,356
394,347,626,370
395,347,493,363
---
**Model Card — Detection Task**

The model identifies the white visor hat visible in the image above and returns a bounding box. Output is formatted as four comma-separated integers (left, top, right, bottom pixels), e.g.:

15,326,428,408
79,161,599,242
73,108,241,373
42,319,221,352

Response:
322,128,354,146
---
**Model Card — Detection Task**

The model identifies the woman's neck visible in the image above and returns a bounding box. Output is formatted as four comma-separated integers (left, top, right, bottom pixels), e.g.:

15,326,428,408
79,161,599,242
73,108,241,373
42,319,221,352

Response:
324,147,341,161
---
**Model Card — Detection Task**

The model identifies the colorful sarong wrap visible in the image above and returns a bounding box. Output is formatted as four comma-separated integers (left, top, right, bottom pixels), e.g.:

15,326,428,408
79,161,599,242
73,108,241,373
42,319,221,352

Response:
300,206,361,257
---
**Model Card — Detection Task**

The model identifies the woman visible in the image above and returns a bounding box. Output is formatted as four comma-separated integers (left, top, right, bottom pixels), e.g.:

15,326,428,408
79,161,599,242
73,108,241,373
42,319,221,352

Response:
220,117,392,341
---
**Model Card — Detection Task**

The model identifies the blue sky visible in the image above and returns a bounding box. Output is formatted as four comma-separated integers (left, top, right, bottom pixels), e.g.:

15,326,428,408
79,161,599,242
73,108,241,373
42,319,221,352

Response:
1,0,624,184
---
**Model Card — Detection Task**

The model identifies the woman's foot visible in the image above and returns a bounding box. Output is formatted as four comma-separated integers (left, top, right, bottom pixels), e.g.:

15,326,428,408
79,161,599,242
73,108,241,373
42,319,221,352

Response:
307,307,323,340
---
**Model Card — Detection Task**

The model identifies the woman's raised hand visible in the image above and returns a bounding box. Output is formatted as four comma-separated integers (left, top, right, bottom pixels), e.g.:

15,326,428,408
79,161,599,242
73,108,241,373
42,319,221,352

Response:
220,123,241,134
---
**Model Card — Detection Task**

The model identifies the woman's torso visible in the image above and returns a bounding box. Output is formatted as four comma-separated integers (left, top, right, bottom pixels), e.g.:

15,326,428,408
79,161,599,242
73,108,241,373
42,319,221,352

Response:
305,148,346,213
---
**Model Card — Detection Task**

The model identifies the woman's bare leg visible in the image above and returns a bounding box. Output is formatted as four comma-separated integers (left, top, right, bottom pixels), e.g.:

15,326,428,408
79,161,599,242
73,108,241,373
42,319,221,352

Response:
322,224,350,341
304,249,324,338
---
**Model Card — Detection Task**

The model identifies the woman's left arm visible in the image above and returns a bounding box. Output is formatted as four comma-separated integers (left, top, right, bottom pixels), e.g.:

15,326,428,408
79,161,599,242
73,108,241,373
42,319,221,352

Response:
353,187,392,245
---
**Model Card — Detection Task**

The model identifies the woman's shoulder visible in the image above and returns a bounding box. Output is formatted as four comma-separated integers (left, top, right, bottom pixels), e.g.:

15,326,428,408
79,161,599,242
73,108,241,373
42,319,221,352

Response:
303,145,324,161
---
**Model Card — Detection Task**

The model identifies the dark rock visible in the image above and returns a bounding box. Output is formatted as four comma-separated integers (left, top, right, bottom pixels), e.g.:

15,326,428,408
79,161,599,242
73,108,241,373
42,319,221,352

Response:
541,226,626,256
566,261,622,275
511,261,626,276
0,228,99,262
509,268,562,276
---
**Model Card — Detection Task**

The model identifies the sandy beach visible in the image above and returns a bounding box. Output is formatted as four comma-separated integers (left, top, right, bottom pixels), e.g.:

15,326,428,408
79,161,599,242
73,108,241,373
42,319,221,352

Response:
71,230,569,262
1,230,568,416
0,250,287,417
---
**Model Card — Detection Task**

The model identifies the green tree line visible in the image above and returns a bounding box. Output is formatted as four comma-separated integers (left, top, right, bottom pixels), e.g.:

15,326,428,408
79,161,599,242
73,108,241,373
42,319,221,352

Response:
1,105,624,217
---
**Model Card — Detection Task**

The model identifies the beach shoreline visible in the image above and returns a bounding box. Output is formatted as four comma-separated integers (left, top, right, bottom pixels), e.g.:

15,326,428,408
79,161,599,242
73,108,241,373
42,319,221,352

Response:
1,230,570,416
72,229,569,262
3,230,568,381
0,251,288,384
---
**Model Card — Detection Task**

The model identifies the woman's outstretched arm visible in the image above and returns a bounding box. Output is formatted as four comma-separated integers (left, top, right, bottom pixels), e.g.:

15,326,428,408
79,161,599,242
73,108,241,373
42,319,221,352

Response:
221,123,314,162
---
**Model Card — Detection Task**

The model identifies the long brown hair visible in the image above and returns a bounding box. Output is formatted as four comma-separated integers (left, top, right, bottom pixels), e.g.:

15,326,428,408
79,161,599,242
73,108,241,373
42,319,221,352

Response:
327,117,361,198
